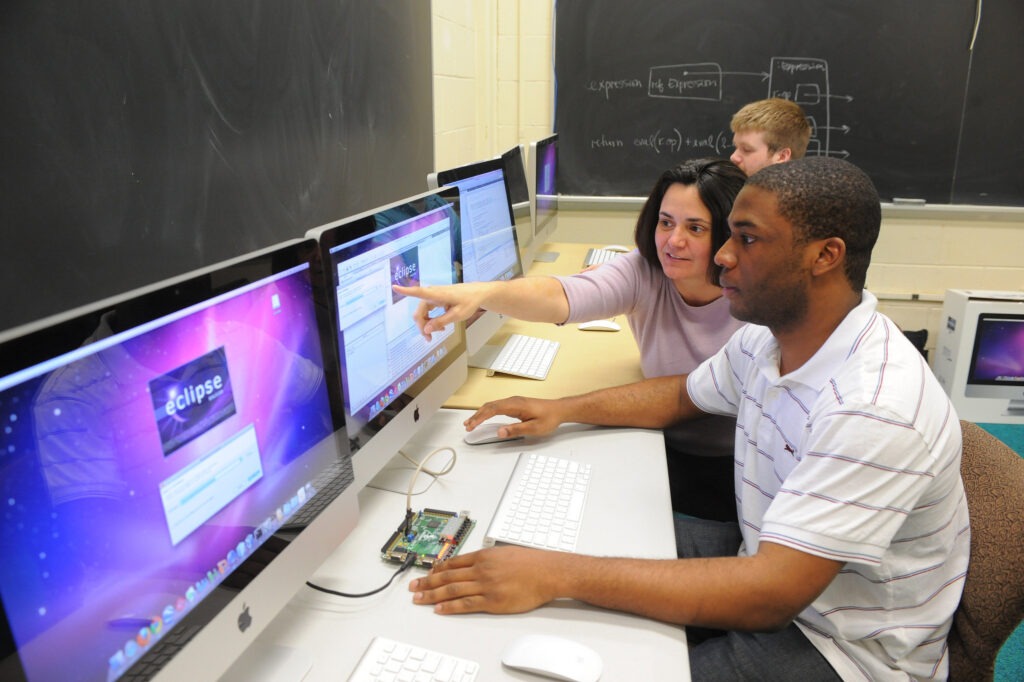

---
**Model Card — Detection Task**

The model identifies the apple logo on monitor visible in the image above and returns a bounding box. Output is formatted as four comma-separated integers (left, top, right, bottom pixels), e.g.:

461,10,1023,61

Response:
237,603,252,632
413,405,420,422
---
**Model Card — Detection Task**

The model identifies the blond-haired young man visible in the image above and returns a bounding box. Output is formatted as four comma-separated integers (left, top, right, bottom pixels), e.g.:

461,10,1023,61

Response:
730,98,812,175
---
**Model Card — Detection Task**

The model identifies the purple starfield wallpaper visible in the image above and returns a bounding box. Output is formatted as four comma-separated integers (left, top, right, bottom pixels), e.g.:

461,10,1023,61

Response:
0,266,336,681
968,315,1024,384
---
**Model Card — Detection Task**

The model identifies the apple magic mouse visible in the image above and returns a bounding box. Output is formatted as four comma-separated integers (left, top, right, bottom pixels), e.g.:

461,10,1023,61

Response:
501,633,603,682
462,418,523,446
577,319,620,332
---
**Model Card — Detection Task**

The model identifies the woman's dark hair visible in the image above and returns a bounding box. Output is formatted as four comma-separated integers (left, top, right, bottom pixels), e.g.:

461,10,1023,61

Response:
634,158,746,285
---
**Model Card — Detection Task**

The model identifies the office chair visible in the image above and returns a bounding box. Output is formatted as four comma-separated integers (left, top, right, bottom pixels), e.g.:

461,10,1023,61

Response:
901,328,928,361
947,420,1024,681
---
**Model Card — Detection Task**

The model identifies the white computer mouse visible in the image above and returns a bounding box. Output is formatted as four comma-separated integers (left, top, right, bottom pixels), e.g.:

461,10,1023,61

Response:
577,319,621,332
462,417,523,446
501,633,603,682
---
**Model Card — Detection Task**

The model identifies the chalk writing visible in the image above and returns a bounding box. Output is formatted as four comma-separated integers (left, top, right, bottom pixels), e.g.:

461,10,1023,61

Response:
590,134,624,149
768,57,850,159
586,78,644,101
577,56,856,172
648,63,722,101
776,60,827,74
633,129,683,154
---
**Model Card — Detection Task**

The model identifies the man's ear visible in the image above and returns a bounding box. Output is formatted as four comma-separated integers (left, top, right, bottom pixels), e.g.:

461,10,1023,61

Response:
810,237,846,276
775,147,793,164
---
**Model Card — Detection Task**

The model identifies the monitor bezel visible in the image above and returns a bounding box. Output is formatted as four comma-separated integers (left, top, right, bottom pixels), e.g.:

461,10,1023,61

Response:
429,158,525,357
499,144,538,271
964,312,1024,400
0,238,360,682
528,133,559,254
306,188,469,490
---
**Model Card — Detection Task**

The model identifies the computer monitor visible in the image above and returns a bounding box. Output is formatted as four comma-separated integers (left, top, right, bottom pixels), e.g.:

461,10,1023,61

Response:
499,144,538,270
427,158,524,359
306,188,469,491
0,239,359,682
528,133,559,251
964,312,1024,415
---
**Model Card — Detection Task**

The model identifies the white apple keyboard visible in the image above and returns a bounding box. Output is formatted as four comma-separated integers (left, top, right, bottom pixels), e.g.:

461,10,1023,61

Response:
483,452,591,552
347,636,479,682
582,244,629,267
482,333,560,380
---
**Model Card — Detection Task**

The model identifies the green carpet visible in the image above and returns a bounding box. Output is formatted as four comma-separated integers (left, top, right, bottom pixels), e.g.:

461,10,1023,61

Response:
978,423,1024,458
979,423,1024,682
995,620,1023,681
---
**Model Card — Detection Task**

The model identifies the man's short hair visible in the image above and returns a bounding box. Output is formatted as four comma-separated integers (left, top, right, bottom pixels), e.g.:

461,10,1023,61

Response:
730,98,812,160
746,157,881,292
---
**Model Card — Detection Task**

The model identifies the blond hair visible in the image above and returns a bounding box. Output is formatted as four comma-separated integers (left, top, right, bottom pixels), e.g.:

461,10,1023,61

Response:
730,98,812,159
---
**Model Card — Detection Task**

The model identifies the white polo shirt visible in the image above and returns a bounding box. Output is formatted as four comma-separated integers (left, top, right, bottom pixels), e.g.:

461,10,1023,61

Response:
688,291,970,681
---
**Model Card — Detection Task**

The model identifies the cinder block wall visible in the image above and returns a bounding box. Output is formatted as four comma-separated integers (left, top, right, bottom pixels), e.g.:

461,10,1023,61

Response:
431,1,552,169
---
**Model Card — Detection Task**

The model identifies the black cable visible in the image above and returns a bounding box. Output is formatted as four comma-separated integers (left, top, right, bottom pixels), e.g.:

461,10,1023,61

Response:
305,553,417,598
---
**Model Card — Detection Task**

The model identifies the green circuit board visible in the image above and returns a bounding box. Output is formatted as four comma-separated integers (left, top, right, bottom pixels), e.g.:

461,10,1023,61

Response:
380,508,475,568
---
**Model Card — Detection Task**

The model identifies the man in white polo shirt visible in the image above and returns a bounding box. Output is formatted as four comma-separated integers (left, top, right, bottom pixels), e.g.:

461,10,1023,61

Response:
409,157,970,681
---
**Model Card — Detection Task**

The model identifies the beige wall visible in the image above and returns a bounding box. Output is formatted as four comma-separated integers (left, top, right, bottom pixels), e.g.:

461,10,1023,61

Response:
430,2,1024,356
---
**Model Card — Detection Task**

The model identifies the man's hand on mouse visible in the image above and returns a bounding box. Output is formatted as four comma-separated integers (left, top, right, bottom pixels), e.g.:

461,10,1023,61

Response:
465,397,564,439
410,546,566,615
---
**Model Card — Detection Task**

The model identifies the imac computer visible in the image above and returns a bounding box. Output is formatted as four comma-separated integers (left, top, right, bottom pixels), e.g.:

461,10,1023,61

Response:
527,133,559,257
964,312,1024,415
427,158,525,361
306,188,469,490
0,239,359,682
499,144,539,270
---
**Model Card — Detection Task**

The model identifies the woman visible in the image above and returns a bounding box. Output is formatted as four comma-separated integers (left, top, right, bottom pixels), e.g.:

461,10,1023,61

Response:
554,157,745,380
397,157,746,521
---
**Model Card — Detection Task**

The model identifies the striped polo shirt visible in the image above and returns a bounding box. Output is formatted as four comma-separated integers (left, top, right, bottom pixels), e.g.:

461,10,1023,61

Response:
687,291,970,681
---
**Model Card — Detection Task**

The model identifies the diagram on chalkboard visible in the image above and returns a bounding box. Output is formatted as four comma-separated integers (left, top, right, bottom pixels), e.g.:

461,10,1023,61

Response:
636,57,852,158
767,57,852,160
560,0,1021,204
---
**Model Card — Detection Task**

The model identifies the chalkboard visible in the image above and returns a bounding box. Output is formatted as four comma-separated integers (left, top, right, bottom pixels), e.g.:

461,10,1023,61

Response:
554,0,1024,206
0,0,434,332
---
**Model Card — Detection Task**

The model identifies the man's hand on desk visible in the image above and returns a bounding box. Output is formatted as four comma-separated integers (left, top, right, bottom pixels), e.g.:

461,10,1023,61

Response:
411,542,842,630
410,546,566,615
465,396,565,438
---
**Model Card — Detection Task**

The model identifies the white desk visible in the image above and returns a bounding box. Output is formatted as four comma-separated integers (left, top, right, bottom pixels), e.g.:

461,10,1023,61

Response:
247,408,690,680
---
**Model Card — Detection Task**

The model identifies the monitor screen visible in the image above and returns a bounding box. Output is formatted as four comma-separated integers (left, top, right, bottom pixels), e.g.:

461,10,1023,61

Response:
965,313,1024,412
499,145,537,270
429,158,524,356
0,239,359,682
530,133,559,246
307,188,468,489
